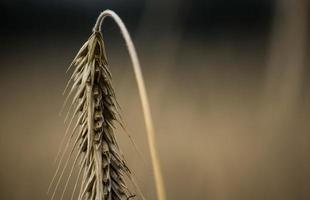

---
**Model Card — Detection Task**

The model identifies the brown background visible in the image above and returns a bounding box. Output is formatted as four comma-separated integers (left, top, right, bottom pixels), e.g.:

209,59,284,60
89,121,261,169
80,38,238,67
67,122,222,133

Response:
1,0,310,199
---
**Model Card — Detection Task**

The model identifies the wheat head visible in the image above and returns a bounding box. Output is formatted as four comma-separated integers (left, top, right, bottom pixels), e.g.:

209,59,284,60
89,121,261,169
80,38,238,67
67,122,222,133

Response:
49,9,166,200
49,31,134,200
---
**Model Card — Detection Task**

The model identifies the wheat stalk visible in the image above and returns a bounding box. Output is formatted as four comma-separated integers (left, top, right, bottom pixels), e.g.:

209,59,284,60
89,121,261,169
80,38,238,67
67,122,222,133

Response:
93,10,166,200
49,9,166,200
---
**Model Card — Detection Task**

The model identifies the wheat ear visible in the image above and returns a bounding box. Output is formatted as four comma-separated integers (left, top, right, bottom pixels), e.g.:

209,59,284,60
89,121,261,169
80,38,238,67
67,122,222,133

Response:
49,31,135,200
49,9,166,200
93,10,166,200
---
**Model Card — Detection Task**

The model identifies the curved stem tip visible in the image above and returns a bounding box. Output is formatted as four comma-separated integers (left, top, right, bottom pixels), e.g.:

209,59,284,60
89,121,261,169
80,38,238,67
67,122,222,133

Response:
93,10,167,200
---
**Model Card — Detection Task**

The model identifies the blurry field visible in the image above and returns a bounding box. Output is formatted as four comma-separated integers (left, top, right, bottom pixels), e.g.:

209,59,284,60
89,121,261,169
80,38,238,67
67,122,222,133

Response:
1,1,310,200
0,32,310,200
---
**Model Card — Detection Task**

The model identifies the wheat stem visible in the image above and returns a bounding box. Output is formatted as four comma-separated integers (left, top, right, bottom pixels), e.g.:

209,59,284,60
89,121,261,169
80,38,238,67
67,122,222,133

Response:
93,10,167,200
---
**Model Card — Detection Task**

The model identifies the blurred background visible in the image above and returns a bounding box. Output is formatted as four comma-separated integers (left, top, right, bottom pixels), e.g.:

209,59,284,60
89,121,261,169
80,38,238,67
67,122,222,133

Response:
1,0,310,199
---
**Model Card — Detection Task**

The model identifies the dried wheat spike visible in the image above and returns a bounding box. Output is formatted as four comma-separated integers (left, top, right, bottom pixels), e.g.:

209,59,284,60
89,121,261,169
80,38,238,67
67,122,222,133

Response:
50,10,166,200
58,31,133,200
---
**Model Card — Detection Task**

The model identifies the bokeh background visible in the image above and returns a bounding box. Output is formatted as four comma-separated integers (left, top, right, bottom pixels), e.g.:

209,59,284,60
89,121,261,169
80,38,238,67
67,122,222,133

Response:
1,0,310,199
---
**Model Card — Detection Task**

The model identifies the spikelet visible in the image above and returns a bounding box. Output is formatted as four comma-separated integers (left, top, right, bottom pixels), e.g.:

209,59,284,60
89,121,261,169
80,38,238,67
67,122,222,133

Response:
50,31,134,200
